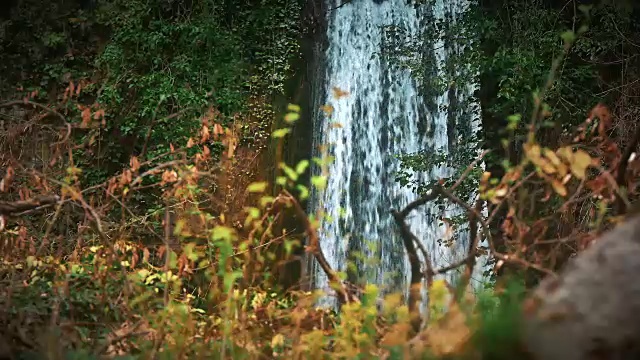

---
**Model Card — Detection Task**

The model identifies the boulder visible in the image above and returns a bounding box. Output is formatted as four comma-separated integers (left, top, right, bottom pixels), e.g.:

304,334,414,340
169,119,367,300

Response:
523,215,640,359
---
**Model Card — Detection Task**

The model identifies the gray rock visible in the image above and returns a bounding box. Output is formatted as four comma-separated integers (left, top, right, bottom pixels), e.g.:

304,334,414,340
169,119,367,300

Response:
523,215,640,359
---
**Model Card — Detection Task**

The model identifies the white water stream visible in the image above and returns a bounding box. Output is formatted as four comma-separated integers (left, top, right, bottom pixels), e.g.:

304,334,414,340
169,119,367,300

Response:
309,0,486,308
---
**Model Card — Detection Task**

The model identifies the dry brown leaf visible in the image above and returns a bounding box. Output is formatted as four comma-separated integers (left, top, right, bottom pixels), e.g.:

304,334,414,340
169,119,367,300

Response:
213,123,225,139
161,170,178,184
80,106,92,128
119,169,132,186
129,156,140,172
200,125,210,143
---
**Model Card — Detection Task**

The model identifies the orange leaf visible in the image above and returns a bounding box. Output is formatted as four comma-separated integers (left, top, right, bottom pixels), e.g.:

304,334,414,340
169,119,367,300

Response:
551,179,567,197
213,123,224,139
332,87,349,99
129,156,140,172
200,125,210,143
161,170,178,184
321,104,334,116
143,248,150,263
93,109,105,120
81,107,92,128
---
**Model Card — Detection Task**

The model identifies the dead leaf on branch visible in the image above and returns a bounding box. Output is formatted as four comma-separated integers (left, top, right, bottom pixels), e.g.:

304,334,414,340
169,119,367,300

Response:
212,123,225,139
161,170,178,184
129,156,140,173
119,169,132,186
551,178,567,196
200,124,210,143
589,103,613,136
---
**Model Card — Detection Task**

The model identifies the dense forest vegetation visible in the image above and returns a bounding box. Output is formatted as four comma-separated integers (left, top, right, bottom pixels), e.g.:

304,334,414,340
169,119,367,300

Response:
0,0,639,358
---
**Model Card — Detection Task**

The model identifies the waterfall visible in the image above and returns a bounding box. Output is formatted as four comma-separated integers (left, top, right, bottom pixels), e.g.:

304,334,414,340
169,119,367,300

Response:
309,0,487,309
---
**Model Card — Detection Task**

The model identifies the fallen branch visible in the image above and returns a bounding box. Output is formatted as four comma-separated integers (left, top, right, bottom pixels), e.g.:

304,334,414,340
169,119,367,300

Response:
0,195,60,216
0,100,67,123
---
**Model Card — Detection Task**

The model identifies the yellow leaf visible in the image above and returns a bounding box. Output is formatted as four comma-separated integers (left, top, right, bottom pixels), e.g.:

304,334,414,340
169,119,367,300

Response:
284,112,299,123
543,148,562,166
272,128,291,138
524,142,542,162
246,182,268,193
556,146,573,163
428,279,450,323
571,149,592,179
537,157,557,175
287,103,301,113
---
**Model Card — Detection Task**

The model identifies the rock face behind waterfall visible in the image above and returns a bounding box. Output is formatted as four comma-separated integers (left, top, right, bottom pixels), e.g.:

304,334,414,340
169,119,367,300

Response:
522,215,640,359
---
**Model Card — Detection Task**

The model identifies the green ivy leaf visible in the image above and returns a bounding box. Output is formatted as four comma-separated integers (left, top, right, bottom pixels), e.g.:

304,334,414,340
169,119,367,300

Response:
295,160,309,175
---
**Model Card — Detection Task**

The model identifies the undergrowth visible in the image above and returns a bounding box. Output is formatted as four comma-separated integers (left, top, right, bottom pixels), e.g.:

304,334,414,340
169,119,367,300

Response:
1,1,639,359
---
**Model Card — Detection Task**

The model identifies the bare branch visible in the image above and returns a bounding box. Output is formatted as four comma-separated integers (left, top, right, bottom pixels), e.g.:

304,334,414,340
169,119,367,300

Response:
450,150,489,192
0,100,67,123
391,208,426,333
280,190,357,305
0,195,60,216
615,122,640,214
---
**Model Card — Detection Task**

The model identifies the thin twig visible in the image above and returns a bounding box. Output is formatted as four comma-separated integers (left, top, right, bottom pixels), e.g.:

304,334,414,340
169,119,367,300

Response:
0,100,67,123
0,195,59,215
615,121,640,214
280,190,356,304
450,150,489,192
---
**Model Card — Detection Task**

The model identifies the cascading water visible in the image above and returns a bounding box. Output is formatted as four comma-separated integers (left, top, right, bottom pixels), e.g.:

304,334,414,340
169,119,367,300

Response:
309,0,487,309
